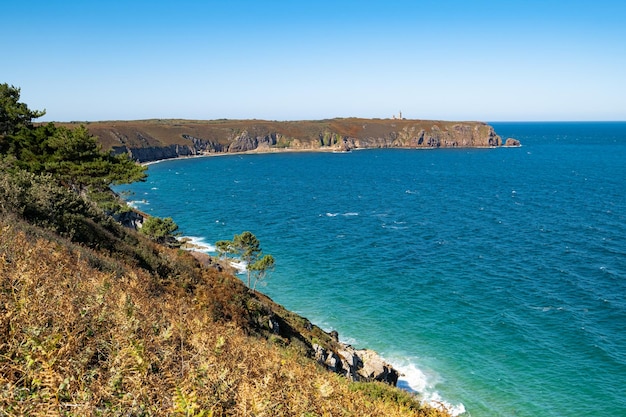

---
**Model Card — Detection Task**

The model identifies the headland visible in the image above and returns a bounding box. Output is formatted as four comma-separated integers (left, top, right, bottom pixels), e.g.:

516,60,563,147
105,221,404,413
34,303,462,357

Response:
55,118,519,163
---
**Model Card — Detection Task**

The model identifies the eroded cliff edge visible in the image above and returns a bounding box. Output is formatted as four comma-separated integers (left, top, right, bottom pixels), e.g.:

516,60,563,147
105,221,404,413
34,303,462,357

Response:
64,118,515,163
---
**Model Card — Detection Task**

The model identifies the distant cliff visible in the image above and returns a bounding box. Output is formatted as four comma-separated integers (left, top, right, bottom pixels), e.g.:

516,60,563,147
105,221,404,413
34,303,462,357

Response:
59,118,514,163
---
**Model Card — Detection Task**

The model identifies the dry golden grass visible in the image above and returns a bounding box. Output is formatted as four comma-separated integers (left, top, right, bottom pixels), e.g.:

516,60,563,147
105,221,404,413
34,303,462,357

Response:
0,220,449,416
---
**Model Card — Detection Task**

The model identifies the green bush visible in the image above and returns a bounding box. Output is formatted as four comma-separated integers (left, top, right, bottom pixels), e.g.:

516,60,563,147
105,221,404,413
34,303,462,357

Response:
140,216,181,247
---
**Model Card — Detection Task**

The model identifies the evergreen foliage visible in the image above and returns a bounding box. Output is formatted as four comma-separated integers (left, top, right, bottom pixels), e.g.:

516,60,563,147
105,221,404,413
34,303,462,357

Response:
0,83,146,190
140,216,181,247
216,231,275,290
0,83,45,138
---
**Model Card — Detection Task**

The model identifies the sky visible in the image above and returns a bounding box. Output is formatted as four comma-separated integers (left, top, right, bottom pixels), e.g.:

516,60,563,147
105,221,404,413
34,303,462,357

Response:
3,0,626,122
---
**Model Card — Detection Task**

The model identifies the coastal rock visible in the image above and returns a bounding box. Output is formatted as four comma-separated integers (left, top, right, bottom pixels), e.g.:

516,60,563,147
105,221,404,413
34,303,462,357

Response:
313,344,341,373
313,344,342,375
268,316,280,334
182,134,224,153
111,209,144,229
355,349,399,386
337,347,363,381
185,250,225,272
504,137,521,147
112,144,196,163
228,131,258,152
227,131,278,152
313,339,399,386
313,343,327,363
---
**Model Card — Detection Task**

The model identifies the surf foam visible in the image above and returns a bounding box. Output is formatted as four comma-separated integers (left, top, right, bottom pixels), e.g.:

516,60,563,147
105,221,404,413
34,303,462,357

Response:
180,236,216,253
392,360,466,416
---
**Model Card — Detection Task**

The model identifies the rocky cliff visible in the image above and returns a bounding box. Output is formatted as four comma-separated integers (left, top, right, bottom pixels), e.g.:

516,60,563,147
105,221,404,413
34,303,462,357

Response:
58,118,515,163
248,292,402,387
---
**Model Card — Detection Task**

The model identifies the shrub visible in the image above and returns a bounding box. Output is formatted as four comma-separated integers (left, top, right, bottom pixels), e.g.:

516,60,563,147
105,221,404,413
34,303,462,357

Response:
139,216,181,247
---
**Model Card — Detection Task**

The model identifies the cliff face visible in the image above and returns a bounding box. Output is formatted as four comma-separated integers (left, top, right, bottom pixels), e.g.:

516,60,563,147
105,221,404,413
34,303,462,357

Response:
347,122,502,149
63,118,506,163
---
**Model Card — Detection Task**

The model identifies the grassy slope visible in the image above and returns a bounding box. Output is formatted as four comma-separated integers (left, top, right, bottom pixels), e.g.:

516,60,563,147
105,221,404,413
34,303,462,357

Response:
0,211,449,416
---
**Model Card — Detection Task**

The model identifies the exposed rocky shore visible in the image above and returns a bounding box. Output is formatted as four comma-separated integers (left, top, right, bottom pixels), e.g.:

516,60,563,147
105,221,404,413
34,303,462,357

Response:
262,307,402,387
313,338,400,386
62,118,519,163
114,207,402,387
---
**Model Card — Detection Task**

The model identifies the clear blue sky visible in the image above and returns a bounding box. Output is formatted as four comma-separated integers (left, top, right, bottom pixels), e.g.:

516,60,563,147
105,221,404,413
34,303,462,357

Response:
3,0,625,122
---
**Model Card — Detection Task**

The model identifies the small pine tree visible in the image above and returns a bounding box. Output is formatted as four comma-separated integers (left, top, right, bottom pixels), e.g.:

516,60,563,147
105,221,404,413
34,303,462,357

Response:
216,231,274,289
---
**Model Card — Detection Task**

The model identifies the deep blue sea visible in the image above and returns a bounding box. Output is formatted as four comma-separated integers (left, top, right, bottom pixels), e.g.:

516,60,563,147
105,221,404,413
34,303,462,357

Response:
114,122,626,416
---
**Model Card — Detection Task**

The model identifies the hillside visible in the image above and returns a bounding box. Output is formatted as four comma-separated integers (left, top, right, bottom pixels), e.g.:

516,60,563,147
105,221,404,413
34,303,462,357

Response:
0,169,450,417
57,118,510,163
1,84,451,415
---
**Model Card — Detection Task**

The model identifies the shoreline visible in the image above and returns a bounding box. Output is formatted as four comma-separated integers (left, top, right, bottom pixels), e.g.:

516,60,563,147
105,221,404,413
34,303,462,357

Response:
177,235,466,416
139,143,512,167
139,147,347,166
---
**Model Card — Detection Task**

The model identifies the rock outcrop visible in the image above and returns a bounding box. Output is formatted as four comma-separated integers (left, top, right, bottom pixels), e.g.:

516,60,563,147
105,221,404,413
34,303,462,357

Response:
504,137,521,147
111,209,144,229
243,294,401,388
313,340,400,386
112,144,197,162
228,131,278,153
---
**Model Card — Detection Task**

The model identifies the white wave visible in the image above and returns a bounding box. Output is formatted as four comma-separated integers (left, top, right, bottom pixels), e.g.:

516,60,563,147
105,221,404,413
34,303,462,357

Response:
127,200,149,208
141,159,163,166
292,326,466,415
394,361,430,393
530,305,565,313
180,236,216,253
391,361,466,417
229,259,247,274
180,237,246,275
324,212,359,217
425,392,467,417
383,224,409,230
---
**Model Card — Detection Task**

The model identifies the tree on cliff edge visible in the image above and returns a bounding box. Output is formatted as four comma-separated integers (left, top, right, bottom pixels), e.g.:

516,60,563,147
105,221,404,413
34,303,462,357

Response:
216,231,275,290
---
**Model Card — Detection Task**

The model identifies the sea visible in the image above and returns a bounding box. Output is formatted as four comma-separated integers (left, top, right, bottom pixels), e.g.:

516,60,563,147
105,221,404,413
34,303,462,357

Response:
114,122,626,417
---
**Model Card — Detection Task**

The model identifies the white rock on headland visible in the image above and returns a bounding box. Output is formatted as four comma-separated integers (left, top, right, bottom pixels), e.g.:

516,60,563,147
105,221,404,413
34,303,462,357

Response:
313,341,399,386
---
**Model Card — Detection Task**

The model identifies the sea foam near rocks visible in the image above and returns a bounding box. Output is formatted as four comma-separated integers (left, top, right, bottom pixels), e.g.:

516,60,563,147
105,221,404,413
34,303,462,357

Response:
180,236,216,252
392,360,466,416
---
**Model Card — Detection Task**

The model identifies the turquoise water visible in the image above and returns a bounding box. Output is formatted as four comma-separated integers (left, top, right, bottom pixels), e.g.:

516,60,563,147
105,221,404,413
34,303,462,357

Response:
115,122,626,416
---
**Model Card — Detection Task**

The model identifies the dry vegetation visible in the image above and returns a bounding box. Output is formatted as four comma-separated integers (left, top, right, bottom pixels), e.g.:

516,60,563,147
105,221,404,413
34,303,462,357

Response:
0,218,449,416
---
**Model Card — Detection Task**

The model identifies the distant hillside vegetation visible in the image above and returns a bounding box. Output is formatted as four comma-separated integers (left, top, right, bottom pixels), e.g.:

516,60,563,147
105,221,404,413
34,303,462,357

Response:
56,118,504,163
